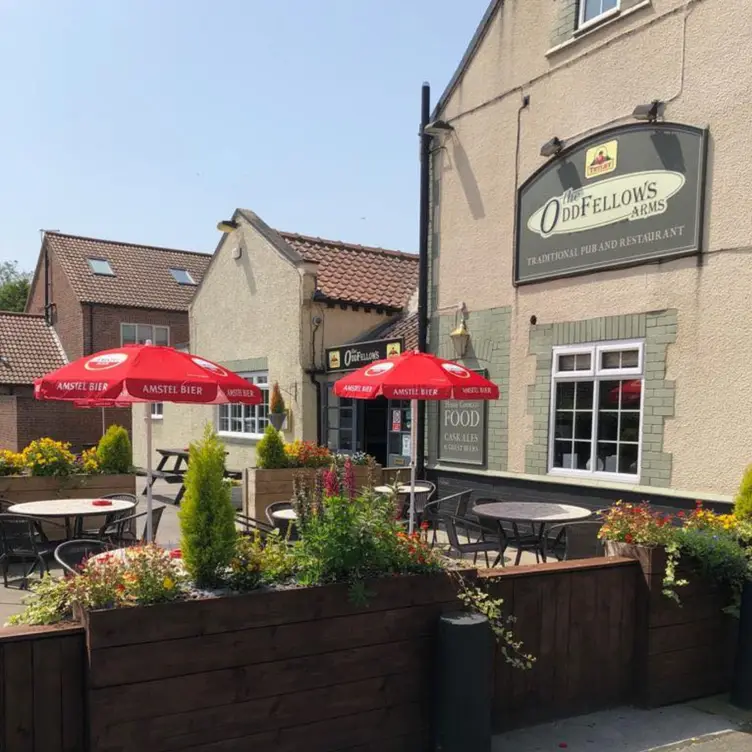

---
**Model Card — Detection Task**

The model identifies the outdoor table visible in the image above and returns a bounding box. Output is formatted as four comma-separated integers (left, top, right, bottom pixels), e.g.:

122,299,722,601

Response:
271,508,297,521
88,546,186,573
143,448,230,505
8,498,136,540
374,484,433,521
473,501,592,566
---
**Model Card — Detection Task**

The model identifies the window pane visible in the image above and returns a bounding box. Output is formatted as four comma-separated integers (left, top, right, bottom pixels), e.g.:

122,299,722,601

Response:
154,327,169,346
619,444,639,475
601,351,621,370
575,381,594,410
122,324,136,345
574,412,592,440
597,443,619,473
554,412,573,439
620,412,640,442
620,379,642,407
137,325,152,344
169,268,196,285
599,380,621,408
553,440,572,469
574,353,591,371
621,349,639,368
558,354,576,372
88,258,115,276
339,431,353,451
598,411,618,441
556,382,575,409
151,403,163,417
573,441,592,470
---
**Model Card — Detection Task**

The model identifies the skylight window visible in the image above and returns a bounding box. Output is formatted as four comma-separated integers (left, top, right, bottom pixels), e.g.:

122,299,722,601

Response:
169,268,196,285
87,258,115,276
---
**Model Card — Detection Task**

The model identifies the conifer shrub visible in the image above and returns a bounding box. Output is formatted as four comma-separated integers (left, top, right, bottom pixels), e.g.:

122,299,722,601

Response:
96,425,132,474
734,464,752,519
256,424,288,469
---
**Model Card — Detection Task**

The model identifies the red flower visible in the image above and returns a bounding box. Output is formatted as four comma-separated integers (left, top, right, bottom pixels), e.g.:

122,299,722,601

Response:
625,534,634,544
169,549,182,559
677,511,685,518
420,520,430,531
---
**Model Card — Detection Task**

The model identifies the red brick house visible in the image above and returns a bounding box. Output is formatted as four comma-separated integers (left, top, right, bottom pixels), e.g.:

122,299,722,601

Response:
16,231,211,447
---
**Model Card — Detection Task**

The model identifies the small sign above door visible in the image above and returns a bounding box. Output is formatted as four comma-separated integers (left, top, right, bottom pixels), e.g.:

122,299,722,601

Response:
326,338,404,373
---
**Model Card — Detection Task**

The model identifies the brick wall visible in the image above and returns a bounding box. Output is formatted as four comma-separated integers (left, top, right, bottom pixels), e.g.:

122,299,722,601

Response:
85,305,190,353
0,396,18,451
26,247,85,361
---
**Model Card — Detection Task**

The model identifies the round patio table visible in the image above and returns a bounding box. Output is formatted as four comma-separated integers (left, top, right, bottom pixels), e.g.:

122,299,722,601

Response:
8,498,136,540
473,501,592,566
271,508,297,521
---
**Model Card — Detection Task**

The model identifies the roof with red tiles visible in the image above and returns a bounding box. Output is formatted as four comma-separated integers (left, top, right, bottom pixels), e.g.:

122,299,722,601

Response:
279,232,418,310
352,311,419,351
0,312,67,385
43,233,212,311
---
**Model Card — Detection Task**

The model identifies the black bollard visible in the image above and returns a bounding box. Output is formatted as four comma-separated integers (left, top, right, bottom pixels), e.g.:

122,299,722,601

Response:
434,612,493,752
731,581,752,708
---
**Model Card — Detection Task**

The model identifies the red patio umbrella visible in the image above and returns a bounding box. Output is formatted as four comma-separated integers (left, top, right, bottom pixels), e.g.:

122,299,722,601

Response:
35,344,262,541
334,350,499,532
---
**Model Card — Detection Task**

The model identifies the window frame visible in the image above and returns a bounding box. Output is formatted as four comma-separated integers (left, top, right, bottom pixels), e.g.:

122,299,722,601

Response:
169,268,197,285
87,257,115,276
548,339,644,483
577,0,621,31
151,403,164,420
217,371,269,441
120,323,170,347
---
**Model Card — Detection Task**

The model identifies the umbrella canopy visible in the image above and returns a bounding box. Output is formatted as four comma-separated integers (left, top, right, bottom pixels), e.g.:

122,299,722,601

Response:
35,345,261,405
35,345,262,541
333,350,499,400
333,351,499,533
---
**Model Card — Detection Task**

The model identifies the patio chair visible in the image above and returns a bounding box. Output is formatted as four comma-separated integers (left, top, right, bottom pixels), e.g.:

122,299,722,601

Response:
546,521,604,561
54,539,108,576
440,512,507,568
98,504,165,547
423,490,472,546
80,493,138,539
0,514,56,587
0,498,14,513
265,501,298,540
235,512,275,538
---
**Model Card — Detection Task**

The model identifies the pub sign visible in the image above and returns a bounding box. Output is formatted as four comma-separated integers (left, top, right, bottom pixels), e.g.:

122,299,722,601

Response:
515,123,708,284
326,337,404,373
438,369,488,466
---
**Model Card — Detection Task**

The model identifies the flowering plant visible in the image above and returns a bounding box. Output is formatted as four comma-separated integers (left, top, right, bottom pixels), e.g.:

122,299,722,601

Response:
284,440,331,468
0,449,24,477
77,447,101,475
22,438,77,477
597,501,676,546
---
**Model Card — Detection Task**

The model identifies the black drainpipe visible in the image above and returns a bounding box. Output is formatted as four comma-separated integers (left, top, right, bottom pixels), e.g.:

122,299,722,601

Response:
416,82,431,477
43,240,50,325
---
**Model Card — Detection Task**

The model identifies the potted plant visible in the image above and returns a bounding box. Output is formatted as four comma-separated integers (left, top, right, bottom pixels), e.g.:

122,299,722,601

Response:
269,382,287,431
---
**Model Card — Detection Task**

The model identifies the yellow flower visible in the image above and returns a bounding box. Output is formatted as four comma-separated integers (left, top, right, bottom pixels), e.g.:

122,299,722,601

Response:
163,577,174,590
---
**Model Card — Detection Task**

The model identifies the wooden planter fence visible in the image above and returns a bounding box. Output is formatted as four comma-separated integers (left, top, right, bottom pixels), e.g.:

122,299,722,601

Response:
0,553,739,752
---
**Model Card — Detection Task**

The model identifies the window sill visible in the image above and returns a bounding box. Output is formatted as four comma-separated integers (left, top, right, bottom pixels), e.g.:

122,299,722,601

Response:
547,468,639,485
546,0,652,57
218,431,264,442
150,416,164,421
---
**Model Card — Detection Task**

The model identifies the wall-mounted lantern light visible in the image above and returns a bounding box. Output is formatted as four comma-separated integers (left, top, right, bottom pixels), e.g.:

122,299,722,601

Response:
449,303,470,358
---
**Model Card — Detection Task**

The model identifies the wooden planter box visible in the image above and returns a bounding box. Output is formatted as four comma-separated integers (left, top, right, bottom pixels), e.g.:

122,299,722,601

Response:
244,465,382,521
605,540,737,707
80,570,466,752
0,474,136,540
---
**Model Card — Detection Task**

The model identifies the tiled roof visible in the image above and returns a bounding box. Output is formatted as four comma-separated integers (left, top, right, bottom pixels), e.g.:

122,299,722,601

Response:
353,311,419,351
279,232,418,310
0,313,66,385
45,233,212,311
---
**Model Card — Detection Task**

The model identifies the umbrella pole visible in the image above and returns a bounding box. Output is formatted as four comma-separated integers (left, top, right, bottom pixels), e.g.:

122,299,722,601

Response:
101,407,106,436
408,398,418,535
145,402,154,542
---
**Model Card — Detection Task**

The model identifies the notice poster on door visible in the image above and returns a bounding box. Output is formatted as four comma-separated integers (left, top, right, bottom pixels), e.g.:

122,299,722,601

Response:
402,434,411,458
391,409,402,432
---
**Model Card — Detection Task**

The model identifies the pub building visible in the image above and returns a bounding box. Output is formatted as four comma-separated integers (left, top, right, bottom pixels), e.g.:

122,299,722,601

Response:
420,0,750,510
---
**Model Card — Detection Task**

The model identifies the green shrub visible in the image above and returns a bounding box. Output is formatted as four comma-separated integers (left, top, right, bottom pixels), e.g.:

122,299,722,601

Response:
270,382,286,414
734,464,752,519
96,425,132,474
255,424,288,469
179,425,237,587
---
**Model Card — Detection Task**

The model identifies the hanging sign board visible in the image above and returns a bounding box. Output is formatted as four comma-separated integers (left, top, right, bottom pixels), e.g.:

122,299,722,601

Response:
326,338,404,373
515,123,708,284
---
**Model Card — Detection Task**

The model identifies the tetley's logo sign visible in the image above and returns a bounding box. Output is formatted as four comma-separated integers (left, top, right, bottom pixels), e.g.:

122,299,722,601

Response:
515,123,707,284
527,170,685,238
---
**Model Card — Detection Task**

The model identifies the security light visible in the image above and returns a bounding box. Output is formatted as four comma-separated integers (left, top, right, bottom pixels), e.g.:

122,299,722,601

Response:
423,120,454,137
540,137,564,158
632,100,663,122
216,219,239,232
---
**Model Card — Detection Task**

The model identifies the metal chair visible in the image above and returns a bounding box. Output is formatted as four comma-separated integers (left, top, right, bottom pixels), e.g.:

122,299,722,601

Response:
423,490,472,546
0,514,56,587
54,539,108,576
80,493,138,539
98,504,165,547
235,512,275,538
546,521,604,561
265,501,298,540
440,512,507,568
0,498,14,513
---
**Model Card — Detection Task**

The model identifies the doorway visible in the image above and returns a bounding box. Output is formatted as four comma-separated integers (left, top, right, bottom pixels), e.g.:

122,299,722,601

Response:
363,397,388,466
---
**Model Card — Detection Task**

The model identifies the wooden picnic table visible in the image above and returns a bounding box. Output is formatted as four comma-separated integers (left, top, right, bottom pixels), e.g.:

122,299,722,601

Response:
140,448,239,505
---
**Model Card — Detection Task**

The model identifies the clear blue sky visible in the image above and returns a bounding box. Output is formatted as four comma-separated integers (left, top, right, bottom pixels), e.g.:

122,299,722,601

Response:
0,0,489,270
